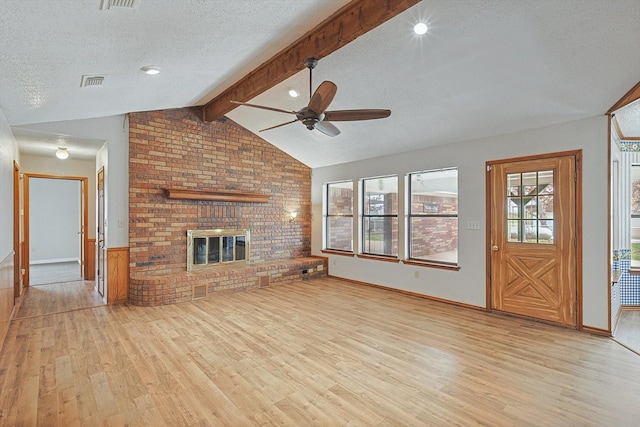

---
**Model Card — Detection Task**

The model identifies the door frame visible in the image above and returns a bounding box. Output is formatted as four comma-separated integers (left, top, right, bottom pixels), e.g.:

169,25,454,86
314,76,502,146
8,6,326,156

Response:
485,150,583,329
24,173,89,286
13,161,21,298
97,167,105,298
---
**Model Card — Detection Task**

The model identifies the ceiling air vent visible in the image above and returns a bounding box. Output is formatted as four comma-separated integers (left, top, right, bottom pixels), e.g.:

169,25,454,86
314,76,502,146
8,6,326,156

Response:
80,75,106,87
100,0,138,10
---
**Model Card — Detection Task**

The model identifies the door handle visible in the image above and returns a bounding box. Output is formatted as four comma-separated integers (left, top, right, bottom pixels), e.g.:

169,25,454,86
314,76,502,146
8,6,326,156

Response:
492,245,499,251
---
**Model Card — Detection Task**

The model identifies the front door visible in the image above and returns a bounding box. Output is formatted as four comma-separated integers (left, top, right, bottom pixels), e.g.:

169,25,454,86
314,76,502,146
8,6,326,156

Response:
489,153,579,327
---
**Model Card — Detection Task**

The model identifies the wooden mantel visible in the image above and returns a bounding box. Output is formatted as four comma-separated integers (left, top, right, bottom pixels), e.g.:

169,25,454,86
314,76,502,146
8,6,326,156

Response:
164,188,270,203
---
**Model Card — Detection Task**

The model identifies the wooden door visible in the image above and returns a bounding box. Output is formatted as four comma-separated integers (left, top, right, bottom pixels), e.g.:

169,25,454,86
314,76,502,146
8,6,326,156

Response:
97,169,105,297
489,154,578,327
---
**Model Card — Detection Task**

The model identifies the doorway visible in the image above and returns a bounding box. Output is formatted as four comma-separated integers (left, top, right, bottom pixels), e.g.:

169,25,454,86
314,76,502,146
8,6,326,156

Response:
487,151,582,328
24,174,89,287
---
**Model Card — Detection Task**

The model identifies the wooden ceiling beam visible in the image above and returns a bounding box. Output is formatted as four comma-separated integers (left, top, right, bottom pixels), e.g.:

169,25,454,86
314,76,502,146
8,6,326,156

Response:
202,0,421,122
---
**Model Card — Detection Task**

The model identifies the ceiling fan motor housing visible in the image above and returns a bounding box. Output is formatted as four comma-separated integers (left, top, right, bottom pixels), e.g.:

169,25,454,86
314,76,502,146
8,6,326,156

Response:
297,107,321,130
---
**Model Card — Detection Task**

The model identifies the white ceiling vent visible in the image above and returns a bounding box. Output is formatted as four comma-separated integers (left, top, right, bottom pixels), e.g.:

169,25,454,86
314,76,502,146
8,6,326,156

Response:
100,0,138,10
80,75,106,87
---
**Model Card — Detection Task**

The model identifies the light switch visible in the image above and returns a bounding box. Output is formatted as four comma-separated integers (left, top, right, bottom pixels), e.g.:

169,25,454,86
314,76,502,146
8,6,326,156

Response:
467,221,481,230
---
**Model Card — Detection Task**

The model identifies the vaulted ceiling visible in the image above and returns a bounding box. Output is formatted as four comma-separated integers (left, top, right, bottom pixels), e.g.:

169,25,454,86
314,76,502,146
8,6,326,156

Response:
4,0,640,167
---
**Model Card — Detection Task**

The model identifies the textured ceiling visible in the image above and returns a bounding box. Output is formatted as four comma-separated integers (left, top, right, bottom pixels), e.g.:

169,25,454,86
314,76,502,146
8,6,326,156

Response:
3,0,640,167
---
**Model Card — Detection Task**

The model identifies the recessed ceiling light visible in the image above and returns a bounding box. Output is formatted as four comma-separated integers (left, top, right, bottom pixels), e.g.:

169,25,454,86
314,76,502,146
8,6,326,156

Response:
56,147,69,160
288,89,300,98
414,22,428,35
141,66,160,75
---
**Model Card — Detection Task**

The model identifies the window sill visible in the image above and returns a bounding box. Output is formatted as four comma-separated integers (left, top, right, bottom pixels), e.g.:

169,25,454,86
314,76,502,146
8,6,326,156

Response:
321,249,355,257
357,254,400,263
628,268,640,275
402,259,461,271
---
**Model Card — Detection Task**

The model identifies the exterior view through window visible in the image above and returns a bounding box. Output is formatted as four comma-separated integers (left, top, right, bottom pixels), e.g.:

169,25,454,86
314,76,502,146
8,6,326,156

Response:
362,176,398,257
506,170,554,244
632,165,640,267
325,181,353,252
408,169,458,265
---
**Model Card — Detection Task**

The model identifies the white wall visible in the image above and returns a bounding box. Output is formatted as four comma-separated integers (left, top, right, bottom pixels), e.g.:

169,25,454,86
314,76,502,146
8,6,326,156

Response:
18,115,129,247
20,153,97,239
0,110,18,258
29,178,80,263
312,115,609,331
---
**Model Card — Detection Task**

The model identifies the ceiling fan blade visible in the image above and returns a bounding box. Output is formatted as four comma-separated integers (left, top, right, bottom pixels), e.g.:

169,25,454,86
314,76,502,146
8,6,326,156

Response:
323,109,391,122
259,119,300,132
315,120,341,137
307,81,337,115
230,100,296,115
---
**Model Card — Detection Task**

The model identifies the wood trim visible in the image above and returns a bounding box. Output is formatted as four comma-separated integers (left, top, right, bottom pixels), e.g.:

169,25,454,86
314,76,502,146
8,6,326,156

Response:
0,251,15,352
330,275,485,311
107,247,129,304
608,79,640,114
485,162,492,312
581,325,612,337
23,174,29,286
357,254,400,263
23,174,90,285
611,115,640,142
575,151,584,331
81,177,88,280
13,161,20,299
202,0,421,121
164,188,270,203
402,259,461,271
86,238,96,281
487,149,582,166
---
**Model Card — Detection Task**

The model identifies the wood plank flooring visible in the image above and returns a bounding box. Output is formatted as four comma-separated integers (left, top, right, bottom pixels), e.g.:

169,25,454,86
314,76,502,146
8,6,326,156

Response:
14,281,104,319
1,277,639,425
614,308,640,355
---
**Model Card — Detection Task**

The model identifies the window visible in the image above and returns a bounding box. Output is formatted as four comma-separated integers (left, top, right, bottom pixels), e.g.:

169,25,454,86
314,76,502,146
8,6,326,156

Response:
408,169,458,264
325,181,353,252
631,165,640,268
507,170,554,244
362,176,398,256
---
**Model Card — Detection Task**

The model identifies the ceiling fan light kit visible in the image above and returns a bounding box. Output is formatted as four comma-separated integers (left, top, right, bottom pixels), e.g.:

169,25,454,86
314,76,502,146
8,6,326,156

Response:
231,58,391,137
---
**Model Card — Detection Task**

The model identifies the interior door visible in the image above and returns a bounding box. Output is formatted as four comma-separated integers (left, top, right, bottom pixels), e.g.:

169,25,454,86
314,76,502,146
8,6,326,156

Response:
79,179,86,278
97,168,105,297
489,154,578,327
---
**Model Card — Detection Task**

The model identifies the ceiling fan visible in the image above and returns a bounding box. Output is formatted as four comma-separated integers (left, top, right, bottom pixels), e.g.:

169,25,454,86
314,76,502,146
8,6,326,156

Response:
230,58,391,137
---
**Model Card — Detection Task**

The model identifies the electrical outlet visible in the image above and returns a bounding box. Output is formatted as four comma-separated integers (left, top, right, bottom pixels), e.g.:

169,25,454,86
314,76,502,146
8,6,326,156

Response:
118,218,125,228
414,270,420,279
317,265,324,271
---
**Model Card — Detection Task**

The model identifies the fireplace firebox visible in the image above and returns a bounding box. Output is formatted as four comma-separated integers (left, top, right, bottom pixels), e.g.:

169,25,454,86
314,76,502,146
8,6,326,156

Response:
186,229,249,271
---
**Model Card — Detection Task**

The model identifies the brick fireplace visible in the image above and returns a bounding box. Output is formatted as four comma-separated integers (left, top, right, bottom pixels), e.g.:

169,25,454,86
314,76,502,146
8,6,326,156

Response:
128,108,322,305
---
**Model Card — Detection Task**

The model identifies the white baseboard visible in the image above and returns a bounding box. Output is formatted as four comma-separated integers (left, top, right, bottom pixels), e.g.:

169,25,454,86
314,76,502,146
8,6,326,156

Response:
30,258,80,265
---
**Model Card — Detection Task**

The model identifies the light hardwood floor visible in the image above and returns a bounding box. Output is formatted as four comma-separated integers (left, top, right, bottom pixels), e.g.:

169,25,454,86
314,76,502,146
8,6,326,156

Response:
14,280,104,319
1,277,639,426
614,308,640,355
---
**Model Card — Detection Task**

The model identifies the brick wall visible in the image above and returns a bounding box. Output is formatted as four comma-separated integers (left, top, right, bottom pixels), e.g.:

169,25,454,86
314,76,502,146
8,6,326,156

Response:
128,108,311,276
411,194,458,257
327,186,353,250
